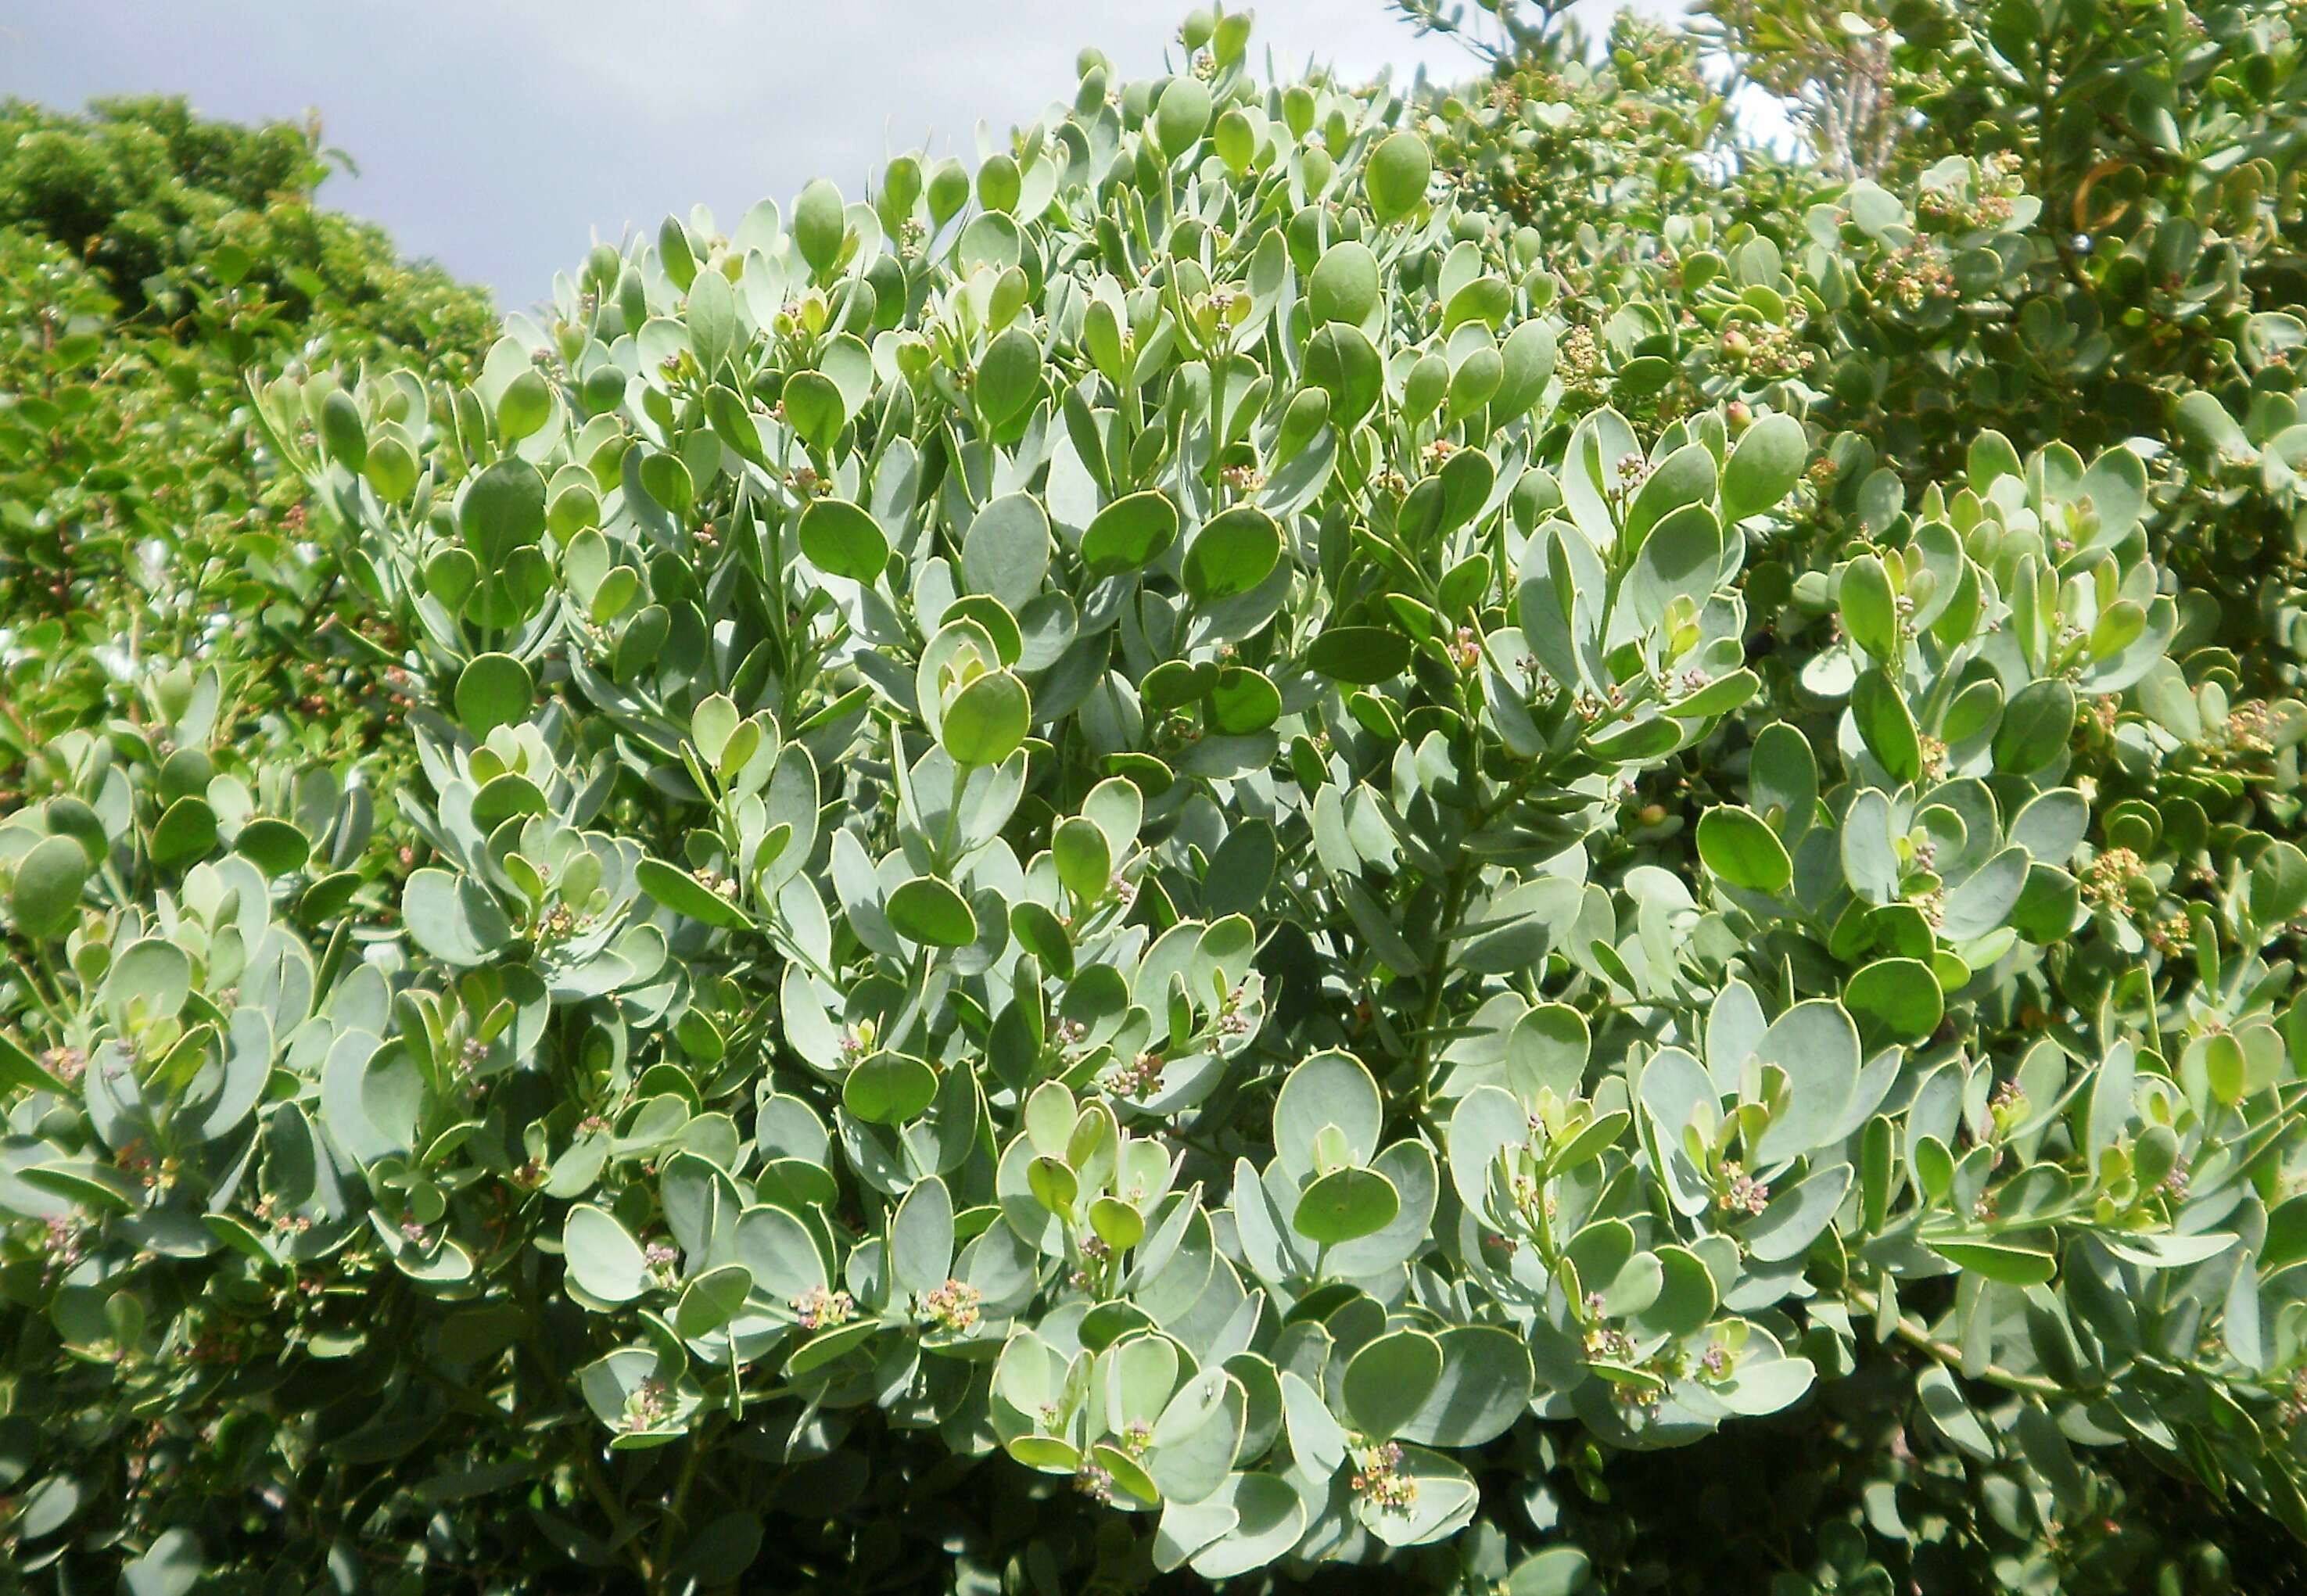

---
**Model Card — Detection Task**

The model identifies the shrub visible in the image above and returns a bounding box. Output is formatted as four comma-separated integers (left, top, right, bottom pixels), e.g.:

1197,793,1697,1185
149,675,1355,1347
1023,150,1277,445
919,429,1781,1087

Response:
1426,0,2307,698
5,7,2307,1593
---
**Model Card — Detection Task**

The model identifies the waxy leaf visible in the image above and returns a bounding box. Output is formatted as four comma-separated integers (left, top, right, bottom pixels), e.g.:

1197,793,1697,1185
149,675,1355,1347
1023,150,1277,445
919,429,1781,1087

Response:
887,877,978,947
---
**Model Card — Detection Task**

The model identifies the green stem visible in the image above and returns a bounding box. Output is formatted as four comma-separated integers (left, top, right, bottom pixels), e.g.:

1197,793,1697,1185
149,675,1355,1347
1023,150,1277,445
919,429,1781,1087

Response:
1841,1281,2063,1398
578,1446,652,1586
1410,859,1476,1099
649,1426,709,1586
512,1268,657,1585
13,948,71,1029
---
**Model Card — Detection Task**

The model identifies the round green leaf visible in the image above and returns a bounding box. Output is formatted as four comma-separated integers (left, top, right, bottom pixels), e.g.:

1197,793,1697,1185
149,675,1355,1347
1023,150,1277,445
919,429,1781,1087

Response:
1182,505,1281,601
1492,320,1558,421
1190,1472,1305,1579
891,1175,956,1291
1292,1166,1401,1244
1845,958,1943,1043
684,269,738,373
1082,490,1180,576
678,1513,764,1586
1342,1328,1442,1441
793,178,847,275
320,389,367,469
926,159,971,225
637,859,752,930
976,326,1043,429
1143,660,1216,714
1308,241,1380,329
1994,680,2076,777
1851,668,1921,784
942,595,1024,665
658,217,698,291
1695,805,1792,894
962,493,1053,611
1507,1547,1593,1596
1632,1246,1718,1338
233,818,310,877
1839,554,1900,662
10,834,88,939
454,654,533,737
781,371,845,450
1365,131,1433,224
364,435,418,501
1305,322,1383,423
403,868,513,967
1305,626,1412,683
15,1474,82,1541
1089,1196,1146,1251
1154,76,1213,157
1749,722,1818,836
956,213,1021,275
302,870,364,922
1721,412,1807,522
1214,106,1256,172
563,1203,650,1304
1209,666,1281,733
1750,999,1862,1165
798,498,889,581
2009,863,2083,943
887,876,978,948
977,152,1021,213
942,669,1032,766
1448,346,1505,422
1010,902,1075,977
844,1053,938,1124
1053,816,1112,903
426,546,480,609
1398,1325,1534,1447
1274,1050,1383,1181
151,796,218,866
497,368,552,443
461,458,547,564
2252,841,2307,929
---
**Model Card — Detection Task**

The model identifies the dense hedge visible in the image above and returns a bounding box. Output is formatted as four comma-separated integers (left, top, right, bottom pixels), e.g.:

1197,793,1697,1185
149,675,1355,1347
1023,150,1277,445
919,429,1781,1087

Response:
7,6,2307,1592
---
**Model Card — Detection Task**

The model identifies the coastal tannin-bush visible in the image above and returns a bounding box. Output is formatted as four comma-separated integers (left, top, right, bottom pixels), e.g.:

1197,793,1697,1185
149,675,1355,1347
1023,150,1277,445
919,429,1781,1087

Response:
8,5,2307,1591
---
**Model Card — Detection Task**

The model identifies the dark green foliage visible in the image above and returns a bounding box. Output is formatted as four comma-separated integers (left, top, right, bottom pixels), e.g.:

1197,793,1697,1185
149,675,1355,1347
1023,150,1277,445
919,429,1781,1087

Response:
0,93,491,344
0,98,492,784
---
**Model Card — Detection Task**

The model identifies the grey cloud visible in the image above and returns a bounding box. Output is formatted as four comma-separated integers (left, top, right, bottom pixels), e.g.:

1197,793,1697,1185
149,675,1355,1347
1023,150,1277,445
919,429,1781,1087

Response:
4,1,1677,305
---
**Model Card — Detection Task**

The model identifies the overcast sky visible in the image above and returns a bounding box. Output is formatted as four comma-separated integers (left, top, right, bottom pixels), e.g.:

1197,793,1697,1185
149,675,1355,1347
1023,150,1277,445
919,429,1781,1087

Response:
6,1,1685,308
